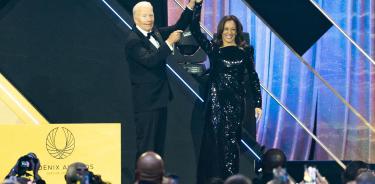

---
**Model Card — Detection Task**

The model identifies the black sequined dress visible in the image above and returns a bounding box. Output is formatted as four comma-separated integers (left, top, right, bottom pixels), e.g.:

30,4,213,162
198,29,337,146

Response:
191,3,262,184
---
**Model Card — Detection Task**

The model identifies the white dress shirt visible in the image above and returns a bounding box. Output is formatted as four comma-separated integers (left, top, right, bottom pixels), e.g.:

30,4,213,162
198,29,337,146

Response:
136,26,174,51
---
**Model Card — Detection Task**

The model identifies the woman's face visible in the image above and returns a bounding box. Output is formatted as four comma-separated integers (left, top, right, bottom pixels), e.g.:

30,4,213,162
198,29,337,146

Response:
221,20,237,46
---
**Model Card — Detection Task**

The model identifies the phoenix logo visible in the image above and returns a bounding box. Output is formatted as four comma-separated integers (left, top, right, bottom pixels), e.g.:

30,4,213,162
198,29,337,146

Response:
46,127,75,159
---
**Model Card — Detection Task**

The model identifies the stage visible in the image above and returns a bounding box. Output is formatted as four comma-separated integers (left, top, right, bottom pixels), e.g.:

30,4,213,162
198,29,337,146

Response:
0,0,374,183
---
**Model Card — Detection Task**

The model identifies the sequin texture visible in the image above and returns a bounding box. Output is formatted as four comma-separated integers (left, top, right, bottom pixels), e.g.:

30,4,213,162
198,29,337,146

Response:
192,3,262,183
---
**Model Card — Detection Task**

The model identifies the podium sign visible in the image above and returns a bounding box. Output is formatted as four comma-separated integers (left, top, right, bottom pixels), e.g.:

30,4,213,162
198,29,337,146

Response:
0,123,120,183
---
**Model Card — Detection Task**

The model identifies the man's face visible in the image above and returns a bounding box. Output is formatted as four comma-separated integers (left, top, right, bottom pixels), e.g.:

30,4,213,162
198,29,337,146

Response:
134,5,154,32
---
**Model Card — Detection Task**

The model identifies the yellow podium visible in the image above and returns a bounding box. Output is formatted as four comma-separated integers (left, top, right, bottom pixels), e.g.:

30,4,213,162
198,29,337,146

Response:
0,124,121,183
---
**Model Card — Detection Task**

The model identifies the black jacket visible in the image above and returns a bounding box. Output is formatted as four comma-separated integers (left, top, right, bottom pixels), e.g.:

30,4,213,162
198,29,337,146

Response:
125,8,193,112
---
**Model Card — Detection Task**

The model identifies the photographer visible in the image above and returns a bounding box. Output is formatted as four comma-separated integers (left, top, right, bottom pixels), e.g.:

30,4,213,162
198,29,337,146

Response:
65,162,109,184
5,153,45,184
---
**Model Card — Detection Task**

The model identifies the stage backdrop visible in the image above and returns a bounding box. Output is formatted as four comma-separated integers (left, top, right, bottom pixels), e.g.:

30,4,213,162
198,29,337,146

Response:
0,0,135,183
0,124,120,184
169,0,375,162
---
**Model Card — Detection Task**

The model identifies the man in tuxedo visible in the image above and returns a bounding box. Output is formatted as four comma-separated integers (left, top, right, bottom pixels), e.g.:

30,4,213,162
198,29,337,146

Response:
125,0,196,159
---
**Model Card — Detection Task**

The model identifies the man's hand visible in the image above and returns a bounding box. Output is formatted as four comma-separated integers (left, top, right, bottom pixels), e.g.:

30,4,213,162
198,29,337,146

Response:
166,30,183,45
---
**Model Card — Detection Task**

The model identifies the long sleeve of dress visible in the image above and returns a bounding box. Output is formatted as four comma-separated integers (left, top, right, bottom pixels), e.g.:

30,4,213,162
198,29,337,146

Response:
190,3,214,56
159,7,193,39
245,46,262,108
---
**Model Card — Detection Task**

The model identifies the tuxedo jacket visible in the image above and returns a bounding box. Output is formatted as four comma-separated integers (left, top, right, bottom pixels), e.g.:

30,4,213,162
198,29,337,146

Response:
125,8,193,112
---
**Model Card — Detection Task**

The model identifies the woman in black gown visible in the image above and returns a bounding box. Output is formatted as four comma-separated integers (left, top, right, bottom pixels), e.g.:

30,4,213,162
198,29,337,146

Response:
191,2,263,183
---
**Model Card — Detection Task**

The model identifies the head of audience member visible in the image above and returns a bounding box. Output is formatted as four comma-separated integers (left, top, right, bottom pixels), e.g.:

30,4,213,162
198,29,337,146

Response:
224,174,252,184
215,15,247,48
342,161,369,184
65,162,89,184
2,176,21,184
253,149,287,184
262,149,287,173
133,1,154,32
135,151,165,184
355,171,375,184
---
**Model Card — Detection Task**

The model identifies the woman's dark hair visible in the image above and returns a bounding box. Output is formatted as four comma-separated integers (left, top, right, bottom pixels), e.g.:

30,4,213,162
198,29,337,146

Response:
214,15,248,48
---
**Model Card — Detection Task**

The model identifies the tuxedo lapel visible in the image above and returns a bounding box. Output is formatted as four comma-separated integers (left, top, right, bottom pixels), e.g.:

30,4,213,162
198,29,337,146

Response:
134,27,158,51
152,28,164,45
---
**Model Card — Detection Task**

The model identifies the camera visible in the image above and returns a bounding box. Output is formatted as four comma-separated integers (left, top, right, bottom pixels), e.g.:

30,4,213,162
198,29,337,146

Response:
5,153,45,184
65,162,110,184
78,171,107,184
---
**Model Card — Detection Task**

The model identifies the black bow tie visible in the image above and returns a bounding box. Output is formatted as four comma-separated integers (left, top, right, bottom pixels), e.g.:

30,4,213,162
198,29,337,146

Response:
146,31,155,39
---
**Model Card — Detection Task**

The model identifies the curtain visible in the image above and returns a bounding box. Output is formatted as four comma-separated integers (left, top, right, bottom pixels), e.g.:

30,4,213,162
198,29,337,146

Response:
311,0,375,162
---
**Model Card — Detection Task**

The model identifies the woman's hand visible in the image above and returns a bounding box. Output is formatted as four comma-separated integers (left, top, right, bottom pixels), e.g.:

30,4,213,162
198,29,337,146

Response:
255,108,262,121
187,0,196,9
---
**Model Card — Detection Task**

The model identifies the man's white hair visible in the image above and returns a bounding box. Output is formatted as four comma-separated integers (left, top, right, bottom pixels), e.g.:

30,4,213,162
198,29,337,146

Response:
133,1,153,16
